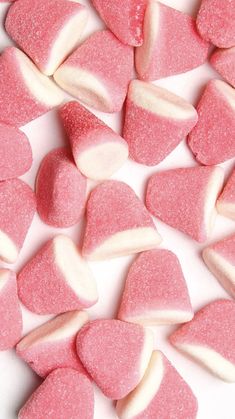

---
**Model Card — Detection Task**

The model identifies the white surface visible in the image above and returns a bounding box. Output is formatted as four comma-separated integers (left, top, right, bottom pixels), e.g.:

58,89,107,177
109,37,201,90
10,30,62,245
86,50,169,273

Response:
0,1,235,418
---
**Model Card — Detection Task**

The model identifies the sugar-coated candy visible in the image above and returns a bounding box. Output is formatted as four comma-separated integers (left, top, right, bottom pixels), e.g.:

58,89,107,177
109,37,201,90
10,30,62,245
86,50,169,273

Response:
60,101,128,180
82,180,162,260
18,235,98,315
210,47,235,89
76,319,154,399
146,166,224,242
217,167,235,220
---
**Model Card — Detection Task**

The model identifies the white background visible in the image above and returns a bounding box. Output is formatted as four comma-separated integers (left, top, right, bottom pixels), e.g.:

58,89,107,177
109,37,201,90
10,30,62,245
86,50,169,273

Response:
0,0,235,418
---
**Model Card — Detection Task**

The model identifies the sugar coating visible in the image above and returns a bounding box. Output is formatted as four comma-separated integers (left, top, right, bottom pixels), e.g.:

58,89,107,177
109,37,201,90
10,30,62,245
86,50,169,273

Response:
197,0,235,48
188,80,235,165
117,351,198,419
217,167,235,220
146,166,223,243
170,300,235,373
36,147,87,228
82,180,161,259
5,0,88,75
59,101,128,180
54,30,134,112
0,178,36,262
203,233,235,298
16,311,89,377
118,249,193,325
0,47,63,127
210,47,235,88
18,235,98,315
76,319,152,399
0,269,22,351
123,80,198,166
135,1,209,81
0,123,32,180
92,0,147,46
18,368,94,419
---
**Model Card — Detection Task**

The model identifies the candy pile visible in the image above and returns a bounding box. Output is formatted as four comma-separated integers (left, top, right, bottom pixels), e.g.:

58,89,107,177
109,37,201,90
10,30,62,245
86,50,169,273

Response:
0,0,235,418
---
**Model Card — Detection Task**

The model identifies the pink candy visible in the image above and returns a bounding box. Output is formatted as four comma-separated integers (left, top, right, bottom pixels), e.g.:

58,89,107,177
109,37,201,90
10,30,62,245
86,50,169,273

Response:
203,233,235,299
210,47,235,89
54,30,134,113
135,0,209,81
118,249,193,325
36,147,87,228
0,178,36,263
60,101,128,180
0,47,63,127
123,80,198,166
18,235,98,315
117,350,198,419
146,166,224,243
92,0,147,46
76,319,153,399
82,180,162,260
0,269,22,351
217,167,235,220
16,310,89,377
18,368,94,419
6,0,88,76
0,123,32,181
188,80,235,165
170,299,235,382
197,0,235,48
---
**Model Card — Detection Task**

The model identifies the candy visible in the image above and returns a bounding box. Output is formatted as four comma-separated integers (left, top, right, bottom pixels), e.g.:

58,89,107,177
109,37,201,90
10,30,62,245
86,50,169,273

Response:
82,180,162,260
188,80,235,165
76,319,153,399
217,167,235,220
170,299,235,382
18,235,98,315
210,47,235,89
118,249,193,325
123,80,198,166
146,166,224,242
5,0,88,76
0,123,32,181
203,233,235,299
0,178,36,263
18,368,94,419
91,0,147,46
16,311,89,377
197,0,235,48
135,0,209,81
0,47,63,127
54,30,133,113
59,101,128,180
0,269,22,351
36,147,87,228
116,350,198,419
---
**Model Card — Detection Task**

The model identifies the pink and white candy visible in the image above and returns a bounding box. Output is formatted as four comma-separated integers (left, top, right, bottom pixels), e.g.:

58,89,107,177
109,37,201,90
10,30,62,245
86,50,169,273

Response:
217,167,235,220
210,47,235,89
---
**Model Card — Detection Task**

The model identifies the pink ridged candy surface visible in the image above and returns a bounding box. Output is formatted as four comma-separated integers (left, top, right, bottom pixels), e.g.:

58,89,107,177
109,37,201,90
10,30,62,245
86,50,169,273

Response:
54,30,134,113
0,269,22,351
210,47,235,89
0,178,36,263
18,368,94,419
123,80,198,166
217,167,235,219
5,0,88,75
0,123,32,181
76,319,153,399
188,80,235,165
118,249,193,325
146,166,223,242
92,0,147,46
36,147,87,228
16,311,89,377
135,1,209,81
197,0,235,48
18,235,98,315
